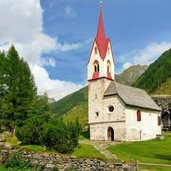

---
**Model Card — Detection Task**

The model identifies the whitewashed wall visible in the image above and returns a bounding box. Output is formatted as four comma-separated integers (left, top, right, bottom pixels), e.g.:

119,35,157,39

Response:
89,93,127,141
125,107,161,141
90,122,126,141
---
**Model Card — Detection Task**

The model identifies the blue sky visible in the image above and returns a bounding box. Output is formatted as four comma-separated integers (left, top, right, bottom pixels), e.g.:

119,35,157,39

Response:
0,0,171,100
40,0,171,83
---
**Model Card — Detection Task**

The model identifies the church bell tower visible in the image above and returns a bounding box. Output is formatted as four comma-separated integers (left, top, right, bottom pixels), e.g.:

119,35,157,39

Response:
88,2,115,140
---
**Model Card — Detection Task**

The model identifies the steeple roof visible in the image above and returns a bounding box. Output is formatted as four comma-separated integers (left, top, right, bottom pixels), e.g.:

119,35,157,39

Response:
95,4,110,59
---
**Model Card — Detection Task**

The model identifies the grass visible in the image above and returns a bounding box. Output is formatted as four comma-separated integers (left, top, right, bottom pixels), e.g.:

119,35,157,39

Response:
0,165,35,171
108,132,171,171
0,165,7,171
71,143,106,161
3,132,58,154
79,130,90,140
4,132,20,145
4,134,105,161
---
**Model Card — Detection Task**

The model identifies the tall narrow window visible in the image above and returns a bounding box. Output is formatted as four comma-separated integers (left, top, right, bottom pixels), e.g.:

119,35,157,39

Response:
137,110,141,121
92,60,99,79
107,60,111,73
93,60,99,72
158,115,161,126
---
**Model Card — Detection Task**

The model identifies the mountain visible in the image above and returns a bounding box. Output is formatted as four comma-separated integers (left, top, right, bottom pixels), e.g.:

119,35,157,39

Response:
51,87,88,126
134,48,171,94
115,65,148,85
48,98,56,104
50,65,146,126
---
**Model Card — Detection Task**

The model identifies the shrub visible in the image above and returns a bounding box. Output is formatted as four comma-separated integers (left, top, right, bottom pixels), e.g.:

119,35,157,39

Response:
16,115,81,154
40,118,81,153
16,114,49,145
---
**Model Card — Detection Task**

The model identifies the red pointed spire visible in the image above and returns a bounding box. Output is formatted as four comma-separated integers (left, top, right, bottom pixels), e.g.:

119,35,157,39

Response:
96,4,106,41
95,3,110,59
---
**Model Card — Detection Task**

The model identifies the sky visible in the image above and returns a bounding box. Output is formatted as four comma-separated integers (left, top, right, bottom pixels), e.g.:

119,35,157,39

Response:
0,0,171,100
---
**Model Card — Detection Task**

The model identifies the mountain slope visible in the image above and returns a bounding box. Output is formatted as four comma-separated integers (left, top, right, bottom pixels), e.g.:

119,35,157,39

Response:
115,65,148,85
153,77,171,95
51,87,88,126
50,65,146,126
134,48,171,94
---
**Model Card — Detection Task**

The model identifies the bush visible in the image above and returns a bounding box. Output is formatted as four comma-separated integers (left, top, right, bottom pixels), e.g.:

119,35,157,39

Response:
40,118,81,153
16,114,49,145
16,115,81,154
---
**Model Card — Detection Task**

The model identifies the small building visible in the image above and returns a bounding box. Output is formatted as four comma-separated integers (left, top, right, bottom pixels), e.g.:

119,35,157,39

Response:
87,3,161,141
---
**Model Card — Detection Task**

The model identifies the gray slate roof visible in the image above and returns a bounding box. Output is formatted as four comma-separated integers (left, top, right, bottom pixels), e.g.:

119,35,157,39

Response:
104,81,161,111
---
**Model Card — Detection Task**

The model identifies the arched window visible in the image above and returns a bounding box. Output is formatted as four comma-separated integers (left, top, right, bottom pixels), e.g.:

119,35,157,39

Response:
93,60,99,72
158,115,161,126
137,110,141,121
107,60,111,73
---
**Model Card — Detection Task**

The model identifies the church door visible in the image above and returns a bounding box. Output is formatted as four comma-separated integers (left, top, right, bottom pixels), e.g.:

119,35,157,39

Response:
107,127,114,141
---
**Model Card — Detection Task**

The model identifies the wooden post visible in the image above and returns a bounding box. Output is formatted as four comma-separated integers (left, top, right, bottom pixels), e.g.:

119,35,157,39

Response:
130,160,134,171
136,160,139,171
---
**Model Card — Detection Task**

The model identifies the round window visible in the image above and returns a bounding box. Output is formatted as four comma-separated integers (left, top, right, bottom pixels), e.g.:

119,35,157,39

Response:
108,106,114,112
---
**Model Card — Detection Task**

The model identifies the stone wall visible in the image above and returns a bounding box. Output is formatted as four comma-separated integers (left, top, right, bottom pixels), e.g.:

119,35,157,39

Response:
0,145,129,171
152,96,171,130
152,96,171,111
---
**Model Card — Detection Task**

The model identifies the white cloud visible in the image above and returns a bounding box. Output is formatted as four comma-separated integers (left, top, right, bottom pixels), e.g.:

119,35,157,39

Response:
0,0,83,100
56,37,81,51
122,62,132,70
64,6,77,18
32,65,83,100
121,41,171,70
41,57,56,68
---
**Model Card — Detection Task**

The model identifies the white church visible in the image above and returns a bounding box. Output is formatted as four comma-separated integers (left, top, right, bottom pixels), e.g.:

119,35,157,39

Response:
88,4,161,141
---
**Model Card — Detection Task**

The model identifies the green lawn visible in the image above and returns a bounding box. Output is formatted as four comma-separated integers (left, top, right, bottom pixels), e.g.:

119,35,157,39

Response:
0,165,7,171
71,143,106,161
108,132,171,171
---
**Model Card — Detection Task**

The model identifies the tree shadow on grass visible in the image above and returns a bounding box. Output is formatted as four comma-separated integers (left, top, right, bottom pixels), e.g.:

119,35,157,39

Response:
155,154,171,162
80,130,90,140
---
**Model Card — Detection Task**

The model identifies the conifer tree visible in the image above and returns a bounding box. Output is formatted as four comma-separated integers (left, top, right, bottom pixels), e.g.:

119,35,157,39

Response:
4,45,37,132
0,51,8,130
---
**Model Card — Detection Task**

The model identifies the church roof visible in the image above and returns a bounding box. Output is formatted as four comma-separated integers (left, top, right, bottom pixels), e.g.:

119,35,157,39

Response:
104,81,161,111
95,5,110,59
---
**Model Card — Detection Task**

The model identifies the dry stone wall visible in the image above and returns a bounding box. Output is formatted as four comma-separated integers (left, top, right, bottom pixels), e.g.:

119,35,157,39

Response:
0,145,129,171
152,96,171,130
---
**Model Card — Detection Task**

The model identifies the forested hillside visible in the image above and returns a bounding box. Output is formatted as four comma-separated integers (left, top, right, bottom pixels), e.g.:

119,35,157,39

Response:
51,87,88,126
134,48,171,94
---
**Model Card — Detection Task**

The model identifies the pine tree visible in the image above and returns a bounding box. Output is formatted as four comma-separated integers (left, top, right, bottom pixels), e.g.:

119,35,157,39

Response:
4,45,37,132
